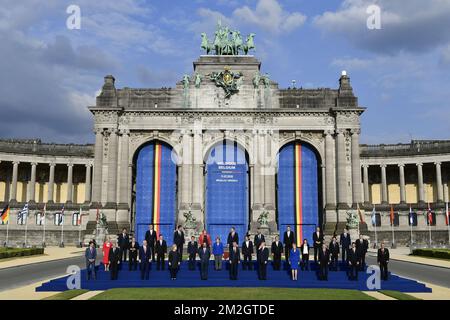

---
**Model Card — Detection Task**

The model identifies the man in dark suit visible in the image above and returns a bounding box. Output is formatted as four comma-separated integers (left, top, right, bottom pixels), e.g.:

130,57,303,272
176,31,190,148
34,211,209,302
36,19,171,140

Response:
109,242,121,280
377,242,390,281
128,237,139,271
254,229,265,250
241,235,253,270
347,242,359,280
145,224,157,261
257,242,269,280
355,234,368,270
271,235,283,271
329,236,340,271
227,227,239,250
117,228,129,265
312,227,324,263
318,244,330,280
138,240,152,280
229,242,240,280
85,241,97,280
187,236,198,271
155,234,167,270
339,228,351,263
198,242,211,280
283,226,295,262
173,225,185,261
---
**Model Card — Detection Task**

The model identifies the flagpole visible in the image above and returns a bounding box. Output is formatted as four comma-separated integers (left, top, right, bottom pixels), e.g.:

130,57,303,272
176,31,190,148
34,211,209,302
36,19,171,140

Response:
43,212,46,248
446,202,450,246
6,221,9,247
24,217,28,248
409,206,413,246
61,217,64,247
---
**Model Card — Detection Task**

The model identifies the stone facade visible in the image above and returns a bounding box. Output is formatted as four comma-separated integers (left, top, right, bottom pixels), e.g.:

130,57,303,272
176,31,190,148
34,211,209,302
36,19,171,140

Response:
0,56,449,247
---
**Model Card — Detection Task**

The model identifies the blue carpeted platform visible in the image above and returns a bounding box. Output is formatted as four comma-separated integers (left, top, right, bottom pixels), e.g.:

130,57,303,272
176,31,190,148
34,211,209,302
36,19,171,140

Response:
36,260,431,293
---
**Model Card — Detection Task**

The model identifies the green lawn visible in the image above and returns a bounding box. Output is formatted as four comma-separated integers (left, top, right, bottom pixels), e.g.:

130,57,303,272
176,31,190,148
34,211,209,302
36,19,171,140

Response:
379,290,421,300
43,289,89,300
90,288,376,300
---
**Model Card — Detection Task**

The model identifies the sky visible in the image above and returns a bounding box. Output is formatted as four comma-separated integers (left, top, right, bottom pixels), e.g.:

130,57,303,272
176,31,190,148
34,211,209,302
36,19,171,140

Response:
0,0,449,144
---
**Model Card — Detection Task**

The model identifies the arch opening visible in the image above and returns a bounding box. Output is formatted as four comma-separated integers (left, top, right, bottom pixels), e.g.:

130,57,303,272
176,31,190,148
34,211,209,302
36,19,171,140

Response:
205,140,250,243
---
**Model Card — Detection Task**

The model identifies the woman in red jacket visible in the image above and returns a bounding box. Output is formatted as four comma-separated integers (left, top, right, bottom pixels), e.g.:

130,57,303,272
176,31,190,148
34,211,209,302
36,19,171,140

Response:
198,230,212,248
102,236,112,271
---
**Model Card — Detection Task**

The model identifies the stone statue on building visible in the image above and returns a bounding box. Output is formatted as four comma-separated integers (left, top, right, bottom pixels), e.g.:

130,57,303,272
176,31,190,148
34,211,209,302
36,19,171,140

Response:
346,210,359,230
194,73,202,88
257,211,269,227
252,71,261,89
201,20,255,55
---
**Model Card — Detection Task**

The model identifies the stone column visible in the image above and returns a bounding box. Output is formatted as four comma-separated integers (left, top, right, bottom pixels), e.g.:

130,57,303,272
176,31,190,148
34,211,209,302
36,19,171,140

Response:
435,162,444,203
362,164,370,204
180,130,192,209
324,131,336,208
29,162,37,203
336,129,348,209
417,163,425,204
350,129,362,207
191,129,203,209
10,161,19,202
84,164,92,203
380,164,388,204
66,163,73,203
106,128,118,207
252,130,262,209
118,130,130,206
258,130,266,206
47,163,55,203
91,129,104,205
263,131,275,209
398,164,406,204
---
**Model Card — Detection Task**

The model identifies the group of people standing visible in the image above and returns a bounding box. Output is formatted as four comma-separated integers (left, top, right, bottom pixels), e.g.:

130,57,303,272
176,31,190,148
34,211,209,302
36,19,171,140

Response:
85,225,390,282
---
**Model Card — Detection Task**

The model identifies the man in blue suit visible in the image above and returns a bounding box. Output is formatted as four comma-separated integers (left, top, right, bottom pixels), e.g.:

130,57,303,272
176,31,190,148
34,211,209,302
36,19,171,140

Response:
198,242,211,280
85,241,97,280
139,240,152,280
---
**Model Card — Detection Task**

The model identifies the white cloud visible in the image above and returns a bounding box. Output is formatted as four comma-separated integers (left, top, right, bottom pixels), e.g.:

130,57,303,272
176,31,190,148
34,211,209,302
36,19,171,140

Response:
233,0,306,34
440,45,450,66
313,0,450,54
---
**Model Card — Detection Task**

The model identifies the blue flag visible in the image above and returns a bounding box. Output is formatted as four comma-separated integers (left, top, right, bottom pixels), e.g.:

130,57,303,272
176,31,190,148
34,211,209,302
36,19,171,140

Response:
371,206,376,227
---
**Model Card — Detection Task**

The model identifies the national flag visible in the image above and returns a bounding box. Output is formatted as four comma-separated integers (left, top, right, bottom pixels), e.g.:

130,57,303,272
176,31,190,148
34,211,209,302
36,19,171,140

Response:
409,206,414,225
0,204,10,223
18,203,29,222
58,205,65,225
427,203,433,225
357,203,364,223
77,207,82,225
390,205,395,226
41,203,46,225
445,202,449,226
371,205,376,227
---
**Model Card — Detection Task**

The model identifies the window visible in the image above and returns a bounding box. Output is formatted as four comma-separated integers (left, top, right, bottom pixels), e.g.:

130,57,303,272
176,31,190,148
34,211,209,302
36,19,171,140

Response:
54,213,63,226
72,213,80,226
373,213,381,227
17,214,27,225
426,211,436,226
391,212,399,227
408,211,418,226
36,213,44,226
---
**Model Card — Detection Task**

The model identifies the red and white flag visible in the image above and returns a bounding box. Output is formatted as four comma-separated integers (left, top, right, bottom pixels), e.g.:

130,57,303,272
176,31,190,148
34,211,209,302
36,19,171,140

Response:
427,203,433,225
